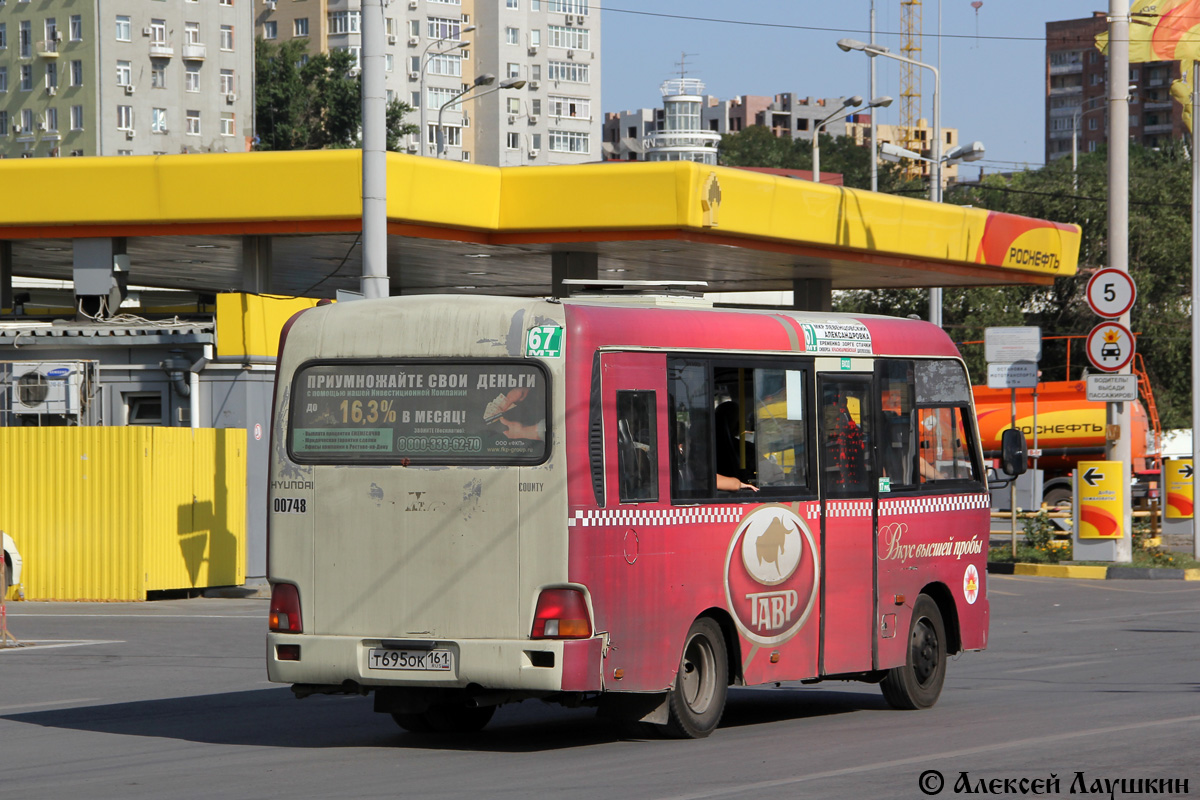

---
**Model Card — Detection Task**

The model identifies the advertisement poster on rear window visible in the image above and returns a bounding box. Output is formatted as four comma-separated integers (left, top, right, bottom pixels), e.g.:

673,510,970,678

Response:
289,361,549,464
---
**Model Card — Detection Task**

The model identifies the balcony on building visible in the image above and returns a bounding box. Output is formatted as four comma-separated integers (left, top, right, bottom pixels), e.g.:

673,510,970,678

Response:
150,42,176,58
36,39,61,59
182,44,207,61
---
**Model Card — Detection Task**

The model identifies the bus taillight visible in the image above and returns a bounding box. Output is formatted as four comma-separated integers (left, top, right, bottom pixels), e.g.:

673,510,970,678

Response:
531,588,591,639
269,583,303,633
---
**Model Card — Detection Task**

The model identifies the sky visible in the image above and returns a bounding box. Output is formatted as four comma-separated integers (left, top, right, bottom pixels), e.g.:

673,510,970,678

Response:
599,1,1105,176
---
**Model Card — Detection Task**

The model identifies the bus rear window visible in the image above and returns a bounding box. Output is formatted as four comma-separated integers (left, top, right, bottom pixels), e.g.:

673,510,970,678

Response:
288,360,550,465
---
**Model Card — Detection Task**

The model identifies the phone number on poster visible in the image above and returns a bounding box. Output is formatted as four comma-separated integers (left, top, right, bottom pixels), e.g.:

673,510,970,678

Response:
397,436,483,453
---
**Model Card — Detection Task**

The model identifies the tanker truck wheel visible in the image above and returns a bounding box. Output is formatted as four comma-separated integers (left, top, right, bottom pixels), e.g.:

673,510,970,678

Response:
1043,486,1073,532
1043,486,1072,510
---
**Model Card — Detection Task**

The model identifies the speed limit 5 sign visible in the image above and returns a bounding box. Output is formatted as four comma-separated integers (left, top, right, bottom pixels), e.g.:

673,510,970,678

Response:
1086,268,1136,319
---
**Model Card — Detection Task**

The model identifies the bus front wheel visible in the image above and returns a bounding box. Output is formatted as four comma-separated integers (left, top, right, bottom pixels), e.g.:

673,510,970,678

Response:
660,617,728,739
881,594,946,710
392,702,495,734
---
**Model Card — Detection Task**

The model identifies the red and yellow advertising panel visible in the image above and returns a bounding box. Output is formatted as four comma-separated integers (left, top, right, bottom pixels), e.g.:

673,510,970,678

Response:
1165,459,1194,520
1077,460,1124,539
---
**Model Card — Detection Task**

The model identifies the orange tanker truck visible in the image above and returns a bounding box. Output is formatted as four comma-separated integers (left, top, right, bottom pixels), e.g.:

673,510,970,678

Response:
973,379,1160,507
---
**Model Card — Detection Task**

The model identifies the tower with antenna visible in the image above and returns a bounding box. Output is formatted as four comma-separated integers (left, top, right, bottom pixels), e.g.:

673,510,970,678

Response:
900,0,923,180
644,53,720,165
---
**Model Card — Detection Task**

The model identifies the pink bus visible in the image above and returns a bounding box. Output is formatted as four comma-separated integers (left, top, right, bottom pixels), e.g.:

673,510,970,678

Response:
267,295,1001,738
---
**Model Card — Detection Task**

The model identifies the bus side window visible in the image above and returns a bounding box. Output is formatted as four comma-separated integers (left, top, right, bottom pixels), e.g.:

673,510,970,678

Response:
616,391,658,503
917,407,977,484
911,360,981,486
819,380,874,497
668,361,713,501
877,361,917,488
753,368,808,489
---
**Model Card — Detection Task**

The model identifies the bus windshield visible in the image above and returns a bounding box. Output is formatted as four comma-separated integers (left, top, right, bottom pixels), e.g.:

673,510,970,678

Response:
288,359,549,465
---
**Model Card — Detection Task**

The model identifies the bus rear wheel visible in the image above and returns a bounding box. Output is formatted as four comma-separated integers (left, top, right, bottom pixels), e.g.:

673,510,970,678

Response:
881,594,946,710
660,617,728,739
391,703,495,734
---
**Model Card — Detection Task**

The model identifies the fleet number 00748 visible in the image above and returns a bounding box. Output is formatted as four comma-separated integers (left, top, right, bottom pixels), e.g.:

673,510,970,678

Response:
273,498,308,513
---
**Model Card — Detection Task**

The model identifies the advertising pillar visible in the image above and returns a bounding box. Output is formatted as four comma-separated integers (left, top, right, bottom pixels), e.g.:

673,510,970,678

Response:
1073,460,1125,561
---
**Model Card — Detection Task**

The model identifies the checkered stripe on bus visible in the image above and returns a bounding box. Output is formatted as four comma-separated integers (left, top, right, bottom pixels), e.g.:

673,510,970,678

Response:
818,500,873,519
879,493,991,517
568,507,744,528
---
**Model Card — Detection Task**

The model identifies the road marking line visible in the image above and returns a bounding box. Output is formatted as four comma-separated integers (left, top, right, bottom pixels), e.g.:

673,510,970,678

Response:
0,639,124,653
1066,609,1199,623
0,698,98,712
1003,658,1108,674
4,618,262,623
659,714,1200,800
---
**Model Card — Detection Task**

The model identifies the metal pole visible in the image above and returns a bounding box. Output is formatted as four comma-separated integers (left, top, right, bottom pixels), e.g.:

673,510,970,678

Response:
1106,0,1132,562
870,1,878,192
360,0,389,299
812,127,821,184
1032,386,1040,510
1072,111,1079,193
928,63,943,327
1011,387,1018,557
1192,61,1200,559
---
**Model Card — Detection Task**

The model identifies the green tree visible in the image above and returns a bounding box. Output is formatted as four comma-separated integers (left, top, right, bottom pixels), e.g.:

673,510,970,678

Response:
717,125,919,192
948,144,1193,428
718,126,1193,427
254,38,417,151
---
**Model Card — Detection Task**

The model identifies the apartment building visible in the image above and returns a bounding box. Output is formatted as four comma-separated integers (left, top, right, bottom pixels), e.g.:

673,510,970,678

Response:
1046,12,1184,162
0,0,255,158
256,0,601,166
604,88,959,182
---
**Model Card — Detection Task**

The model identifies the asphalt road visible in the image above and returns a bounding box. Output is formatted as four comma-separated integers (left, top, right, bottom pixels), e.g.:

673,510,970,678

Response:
2,576,1197,800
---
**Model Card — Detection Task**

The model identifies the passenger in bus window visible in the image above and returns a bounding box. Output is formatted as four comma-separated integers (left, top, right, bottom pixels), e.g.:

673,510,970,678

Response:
822,391,867,489
715,401,754,479
716,473,758,493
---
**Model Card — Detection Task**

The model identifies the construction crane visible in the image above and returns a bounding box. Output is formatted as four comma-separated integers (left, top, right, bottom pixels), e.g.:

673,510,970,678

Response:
899,0,923,180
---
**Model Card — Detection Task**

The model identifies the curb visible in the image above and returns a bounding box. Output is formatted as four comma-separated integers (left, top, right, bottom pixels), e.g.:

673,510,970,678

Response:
988,563,1200,581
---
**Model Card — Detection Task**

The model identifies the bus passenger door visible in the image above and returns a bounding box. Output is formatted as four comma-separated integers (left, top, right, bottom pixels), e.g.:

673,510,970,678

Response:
587,351,677,689
817,375,876,676
600,352,669,509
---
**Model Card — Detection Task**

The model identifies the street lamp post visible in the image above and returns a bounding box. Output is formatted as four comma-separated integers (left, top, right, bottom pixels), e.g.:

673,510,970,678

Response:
812,96,861,183
419,26,475,156
839,37,942,324
436,76,526,158
812,95,892,184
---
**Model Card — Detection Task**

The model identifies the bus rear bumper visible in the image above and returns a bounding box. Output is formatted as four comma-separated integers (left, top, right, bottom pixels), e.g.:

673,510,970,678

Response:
267,633,604,693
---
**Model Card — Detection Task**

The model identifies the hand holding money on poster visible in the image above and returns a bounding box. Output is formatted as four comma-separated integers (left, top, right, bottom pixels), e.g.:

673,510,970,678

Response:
483,388,545,441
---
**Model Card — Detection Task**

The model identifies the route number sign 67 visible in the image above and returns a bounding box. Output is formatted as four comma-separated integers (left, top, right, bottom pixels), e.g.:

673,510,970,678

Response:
526,325,563,358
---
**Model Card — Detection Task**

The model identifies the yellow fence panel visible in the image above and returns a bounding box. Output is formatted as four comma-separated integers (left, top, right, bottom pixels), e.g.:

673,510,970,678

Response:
0,428,245,601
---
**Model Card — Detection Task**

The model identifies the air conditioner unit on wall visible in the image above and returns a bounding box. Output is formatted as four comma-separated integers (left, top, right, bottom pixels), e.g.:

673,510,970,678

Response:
124,84,135,95
9,361,85,416
388,34,397,45
226,93,237,103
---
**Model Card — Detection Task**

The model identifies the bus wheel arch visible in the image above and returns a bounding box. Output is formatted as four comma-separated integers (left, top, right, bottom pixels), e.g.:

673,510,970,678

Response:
701,608,744,687
880,592,948,710
659,614,731,739
918,581,961,655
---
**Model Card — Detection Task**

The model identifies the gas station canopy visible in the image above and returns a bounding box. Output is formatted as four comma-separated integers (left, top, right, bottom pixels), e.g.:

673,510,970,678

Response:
0,151,1080,301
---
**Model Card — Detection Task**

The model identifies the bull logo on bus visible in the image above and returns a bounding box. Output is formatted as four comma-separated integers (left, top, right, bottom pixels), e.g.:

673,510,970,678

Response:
724,506,820,646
